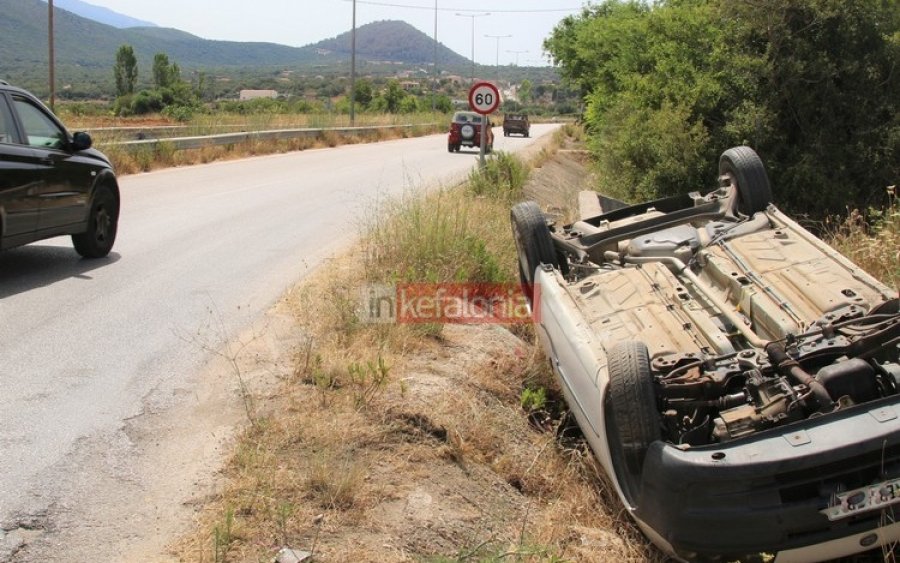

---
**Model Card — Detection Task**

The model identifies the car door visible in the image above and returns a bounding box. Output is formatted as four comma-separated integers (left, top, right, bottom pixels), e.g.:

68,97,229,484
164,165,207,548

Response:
11,95,91,231
0,93,42,245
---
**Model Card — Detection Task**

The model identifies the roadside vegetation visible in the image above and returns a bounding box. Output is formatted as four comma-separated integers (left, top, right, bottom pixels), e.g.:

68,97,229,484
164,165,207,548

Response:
173,126,665,562
59,108,445,175
826,186,900,290
544,0,898,220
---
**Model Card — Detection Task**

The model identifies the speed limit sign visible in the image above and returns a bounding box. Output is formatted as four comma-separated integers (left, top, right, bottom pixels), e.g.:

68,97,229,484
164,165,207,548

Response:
468,81,501,115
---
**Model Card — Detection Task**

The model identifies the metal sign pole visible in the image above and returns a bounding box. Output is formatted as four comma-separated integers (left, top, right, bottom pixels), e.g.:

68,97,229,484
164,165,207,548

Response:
479,118,486,167
468,81,500,169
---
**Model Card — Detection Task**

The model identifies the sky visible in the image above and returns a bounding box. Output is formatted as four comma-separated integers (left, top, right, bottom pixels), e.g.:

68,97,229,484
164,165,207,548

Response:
76,0,586,66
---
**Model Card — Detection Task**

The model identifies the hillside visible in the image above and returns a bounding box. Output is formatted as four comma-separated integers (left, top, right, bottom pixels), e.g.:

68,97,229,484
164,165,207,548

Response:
47,0,158,28
0,0,472,96
0,0,319,73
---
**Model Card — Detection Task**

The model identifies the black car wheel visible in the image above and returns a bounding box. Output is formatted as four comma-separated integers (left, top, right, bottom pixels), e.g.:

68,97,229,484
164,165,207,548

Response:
605,340,660,506
72,185,118,258
510,201,557,306
719,146,773,215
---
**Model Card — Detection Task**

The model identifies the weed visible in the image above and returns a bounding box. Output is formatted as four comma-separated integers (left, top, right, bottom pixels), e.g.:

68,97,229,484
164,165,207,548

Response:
520,387,547,412
347,355,391,410
826,186,899,290
213,507,235,563
305,451,366,510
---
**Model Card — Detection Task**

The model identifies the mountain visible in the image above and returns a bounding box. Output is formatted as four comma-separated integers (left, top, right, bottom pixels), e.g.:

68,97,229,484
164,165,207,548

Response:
0,0,473,96
44,0,158,28
313,20,469,67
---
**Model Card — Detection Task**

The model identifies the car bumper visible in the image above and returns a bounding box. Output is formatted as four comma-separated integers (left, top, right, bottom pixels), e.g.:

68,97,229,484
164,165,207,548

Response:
635,397,900,561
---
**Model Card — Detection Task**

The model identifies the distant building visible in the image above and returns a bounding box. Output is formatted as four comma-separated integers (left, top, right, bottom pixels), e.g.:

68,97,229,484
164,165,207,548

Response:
239,89,278,101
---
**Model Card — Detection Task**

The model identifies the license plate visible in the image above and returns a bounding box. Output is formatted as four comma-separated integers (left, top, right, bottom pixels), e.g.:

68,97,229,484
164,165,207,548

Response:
821,478,900,521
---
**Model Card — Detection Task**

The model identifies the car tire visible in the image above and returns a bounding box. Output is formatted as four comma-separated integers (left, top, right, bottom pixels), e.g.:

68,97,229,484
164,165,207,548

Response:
510,201,557,305
448,143,454,153
72,184,118,258
460,124,475,140
605,340,660,506
719,146,773,215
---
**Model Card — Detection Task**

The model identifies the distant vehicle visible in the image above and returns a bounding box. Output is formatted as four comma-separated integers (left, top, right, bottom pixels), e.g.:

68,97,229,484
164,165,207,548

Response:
0,81,119,257
512,146,900,562
503,113,530,137
447,111,494,153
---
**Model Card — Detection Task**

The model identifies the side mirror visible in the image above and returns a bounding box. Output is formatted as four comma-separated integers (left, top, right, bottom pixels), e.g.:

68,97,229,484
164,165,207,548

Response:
71,131,92,151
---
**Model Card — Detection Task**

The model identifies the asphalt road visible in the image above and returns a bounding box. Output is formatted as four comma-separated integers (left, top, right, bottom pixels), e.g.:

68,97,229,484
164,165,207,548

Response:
0,124,559,561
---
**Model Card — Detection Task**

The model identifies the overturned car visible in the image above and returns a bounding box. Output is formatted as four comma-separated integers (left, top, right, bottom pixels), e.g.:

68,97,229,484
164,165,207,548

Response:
511,146,900,562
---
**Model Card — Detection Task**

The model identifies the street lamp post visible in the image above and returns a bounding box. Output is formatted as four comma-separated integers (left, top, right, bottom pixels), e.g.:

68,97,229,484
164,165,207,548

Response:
506,49,528,66
484,34,511,84
455,12,489,86
432,0,437,112
350,0,357,125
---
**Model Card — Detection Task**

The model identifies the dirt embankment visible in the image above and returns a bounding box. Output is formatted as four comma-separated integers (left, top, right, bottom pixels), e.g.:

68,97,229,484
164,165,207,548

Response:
169,136,664,562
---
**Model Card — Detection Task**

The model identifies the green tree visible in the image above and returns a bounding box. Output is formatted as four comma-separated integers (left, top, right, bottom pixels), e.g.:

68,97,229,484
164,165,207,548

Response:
518,79,533,104
153,53,173,88
727,0,899,214
383,80,406,113
353,78,374,107
113,45,137,96
543,0,899,216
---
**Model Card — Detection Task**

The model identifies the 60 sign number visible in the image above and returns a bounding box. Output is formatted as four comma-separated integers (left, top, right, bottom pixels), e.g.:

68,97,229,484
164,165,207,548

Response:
468,82,500,115
474,92,494,107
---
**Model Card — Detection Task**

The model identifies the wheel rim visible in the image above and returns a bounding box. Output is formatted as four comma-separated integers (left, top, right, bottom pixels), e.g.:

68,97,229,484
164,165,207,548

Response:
94,203,111,243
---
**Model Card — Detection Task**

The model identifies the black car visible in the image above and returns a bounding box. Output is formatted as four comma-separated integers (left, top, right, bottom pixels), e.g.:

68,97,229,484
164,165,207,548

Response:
0,81,119,258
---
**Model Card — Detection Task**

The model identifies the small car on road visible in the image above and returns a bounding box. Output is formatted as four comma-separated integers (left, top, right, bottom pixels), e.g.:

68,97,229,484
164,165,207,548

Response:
502,113,530,137
0,81,119,258
512,146,900,562
447,111,493,153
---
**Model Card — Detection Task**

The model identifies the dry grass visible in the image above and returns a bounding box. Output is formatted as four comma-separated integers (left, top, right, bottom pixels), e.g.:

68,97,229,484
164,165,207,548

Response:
172,133,665,562
826,186,900,291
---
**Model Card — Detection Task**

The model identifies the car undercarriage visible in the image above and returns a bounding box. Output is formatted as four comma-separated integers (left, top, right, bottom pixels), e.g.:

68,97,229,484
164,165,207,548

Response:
512,146,900,561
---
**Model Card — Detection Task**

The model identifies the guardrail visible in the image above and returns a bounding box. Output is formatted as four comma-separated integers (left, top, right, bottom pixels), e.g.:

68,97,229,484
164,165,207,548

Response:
100,124,437,151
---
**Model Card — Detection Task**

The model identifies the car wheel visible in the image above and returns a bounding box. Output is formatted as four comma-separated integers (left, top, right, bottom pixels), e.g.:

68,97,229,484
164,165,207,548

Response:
72,184,118,258
605,340,660,507
460,124,475,140
448,143,454,153
510,201,558,306
719,146,773,215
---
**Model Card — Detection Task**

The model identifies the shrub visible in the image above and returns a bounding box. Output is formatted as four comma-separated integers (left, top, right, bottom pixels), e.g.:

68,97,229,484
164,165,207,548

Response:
468,151,529,201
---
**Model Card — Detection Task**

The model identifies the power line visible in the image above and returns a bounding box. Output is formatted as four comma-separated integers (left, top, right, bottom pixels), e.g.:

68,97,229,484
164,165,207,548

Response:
346,1,581,13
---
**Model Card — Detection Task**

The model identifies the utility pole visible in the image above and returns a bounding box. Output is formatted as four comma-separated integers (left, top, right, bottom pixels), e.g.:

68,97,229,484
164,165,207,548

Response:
484,34,511,85
455,12,489,86
48,0,55,110
431,0,437,112
350,0,357,125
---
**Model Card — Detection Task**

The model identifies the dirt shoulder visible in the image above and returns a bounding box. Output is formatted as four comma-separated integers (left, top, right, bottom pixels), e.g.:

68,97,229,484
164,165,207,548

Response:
167,133,663,562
